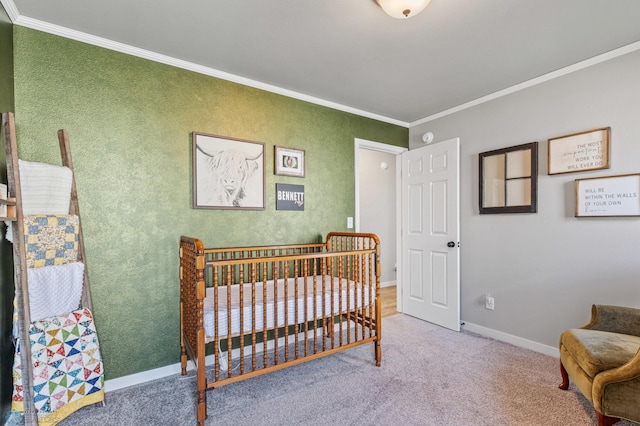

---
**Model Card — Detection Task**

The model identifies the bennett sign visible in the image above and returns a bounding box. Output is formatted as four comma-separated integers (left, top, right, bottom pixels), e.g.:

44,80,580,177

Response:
276,183,304,211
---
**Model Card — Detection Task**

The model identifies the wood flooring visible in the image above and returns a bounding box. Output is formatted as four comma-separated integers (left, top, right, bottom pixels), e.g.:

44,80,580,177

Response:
380,285,398,318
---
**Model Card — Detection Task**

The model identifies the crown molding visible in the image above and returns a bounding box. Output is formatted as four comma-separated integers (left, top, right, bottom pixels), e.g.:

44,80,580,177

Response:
411,40,640,127
7,0,638,130
8,12,409,128
0,0,19,21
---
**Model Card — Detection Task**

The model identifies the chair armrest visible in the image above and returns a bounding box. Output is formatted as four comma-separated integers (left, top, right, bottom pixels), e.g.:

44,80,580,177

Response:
592,348,640,420
583,305,640,336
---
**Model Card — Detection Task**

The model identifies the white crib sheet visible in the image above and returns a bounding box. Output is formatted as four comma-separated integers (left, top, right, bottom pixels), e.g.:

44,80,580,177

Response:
203,276,372,339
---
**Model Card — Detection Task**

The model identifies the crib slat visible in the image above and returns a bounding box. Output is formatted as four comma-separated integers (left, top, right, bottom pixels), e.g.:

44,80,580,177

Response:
302,260,308,358
226,264,232,377
283,260,290,362
319,254,326,350
293,259,299,359
262,262,268,368
268,261,278,366
312,259,318,356
239,263,245,375
338,257,344,347
251,264,257,372
359,252,365,341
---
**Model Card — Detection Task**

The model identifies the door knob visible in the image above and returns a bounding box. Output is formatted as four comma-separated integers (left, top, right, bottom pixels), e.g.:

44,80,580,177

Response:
447,241,455,248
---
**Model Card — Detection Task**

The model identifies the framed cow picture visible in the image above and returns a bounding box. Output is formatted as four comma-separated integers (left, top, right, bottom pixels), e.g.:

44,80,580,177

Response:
192,132,265,210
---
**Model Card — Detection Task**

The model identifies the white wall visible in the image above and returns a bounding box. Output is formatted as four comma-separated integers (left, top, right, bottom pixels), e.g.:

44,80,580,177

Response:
359,148,397,286
409,49,640,349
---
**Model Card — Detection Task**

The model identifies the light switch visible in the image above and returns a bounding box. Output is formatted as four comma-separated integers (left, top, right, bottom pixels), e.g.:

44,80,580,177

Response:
347,217,353,229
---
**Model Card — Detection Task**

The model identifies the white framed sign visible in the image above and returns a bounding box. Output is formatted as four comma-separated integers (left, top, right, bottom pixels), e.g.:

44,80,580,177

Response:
548,127,610,175
575,173,640,217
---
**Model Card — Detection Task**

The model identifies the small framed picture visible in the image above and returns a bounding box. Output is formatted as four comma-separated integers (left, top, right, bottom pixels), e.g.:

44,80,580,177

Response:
274,146,305,177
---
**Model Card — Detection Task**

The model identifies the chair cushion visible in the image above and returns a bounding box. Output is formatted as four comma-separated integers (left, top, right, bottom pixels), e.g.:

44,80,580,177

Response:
561,328,640,379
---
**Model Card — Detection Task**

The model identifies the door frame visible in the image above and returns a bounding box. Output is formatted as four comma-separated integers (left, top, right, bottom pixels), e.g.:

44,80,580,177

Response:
354,138,407,311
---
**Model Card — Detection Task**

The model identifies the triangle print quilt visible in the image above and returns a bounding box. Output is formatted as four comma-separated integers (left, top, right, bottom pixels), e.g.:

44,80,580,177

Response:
11,308,104,425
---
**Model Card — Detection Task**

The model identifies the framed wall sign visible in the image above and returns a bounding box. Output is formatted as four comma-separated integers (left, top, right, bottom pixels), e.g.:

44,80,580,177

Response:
548,127,610,175
575,173,640,217
479,142,538,214
276,183,304,211
274,146,305,177
192,132,265,210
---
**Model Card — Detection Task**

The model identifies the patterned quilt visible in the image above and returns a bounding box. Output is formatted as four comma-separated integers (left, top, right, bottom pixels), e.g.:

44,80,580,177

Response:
11,308,104,425
23,214,79,268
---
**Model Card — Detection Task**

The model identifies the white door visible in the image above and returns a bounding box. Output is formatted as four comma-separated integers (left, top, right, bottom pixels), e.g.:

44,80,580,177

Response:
401,138,460,331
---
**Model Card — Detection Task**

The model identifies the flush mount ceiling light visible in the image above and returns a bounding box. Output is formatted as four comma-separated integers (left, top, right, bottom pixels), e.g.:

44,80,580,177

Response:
376,0,431,18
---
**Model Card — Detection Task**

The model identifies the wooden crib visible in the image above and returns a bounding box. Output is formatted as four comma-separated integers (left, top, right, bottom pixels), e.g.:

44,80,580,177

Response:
179,232,381,426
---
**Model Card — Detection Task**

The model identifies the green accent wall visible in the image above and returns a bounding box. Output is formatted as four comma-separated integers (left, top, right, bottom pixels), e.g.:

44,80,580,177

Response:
11,27,408,379
0,3,14,420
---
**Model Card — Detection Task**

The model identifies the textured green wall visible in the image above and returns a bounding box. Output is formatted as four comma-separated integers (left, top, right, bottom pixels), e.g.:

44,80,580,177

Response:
0,3,14,420
12,27,407,379
0,6,12,113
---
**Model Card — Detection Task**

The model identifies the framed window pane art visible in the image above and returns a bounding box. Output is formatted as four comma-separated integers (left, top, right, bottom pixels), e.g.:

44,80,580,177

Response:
479,142,538,214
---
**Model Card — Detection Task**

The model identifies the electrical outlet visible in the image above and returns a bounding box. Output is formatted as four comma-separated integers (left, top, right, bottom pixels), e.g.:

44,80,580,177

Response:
485,294,495,311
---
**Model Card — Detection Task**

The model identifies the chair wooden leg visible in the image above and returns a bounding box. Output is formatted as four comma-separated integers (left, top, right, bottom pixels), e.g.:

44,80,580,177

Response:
596,411,620,426
559,360,569,390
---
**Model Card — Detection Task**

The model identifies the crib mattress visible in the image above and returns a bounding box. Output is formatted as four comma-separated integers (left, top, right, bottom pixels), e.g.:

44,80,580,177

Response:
203,276,372,339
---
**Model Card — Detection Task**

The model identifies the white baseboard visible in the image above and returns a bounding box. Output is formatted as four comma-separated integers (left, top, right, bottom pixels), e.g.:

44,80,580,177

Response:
105,362,186,392
462,322,559,358
105,327,338,392
105,344,273,392
105,320,558,393
380,281,396,288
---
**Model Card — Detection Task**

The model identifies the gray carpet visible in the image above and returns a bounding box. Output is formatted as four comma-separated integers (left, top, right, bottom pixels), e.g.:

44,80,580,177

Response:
54,314,635,426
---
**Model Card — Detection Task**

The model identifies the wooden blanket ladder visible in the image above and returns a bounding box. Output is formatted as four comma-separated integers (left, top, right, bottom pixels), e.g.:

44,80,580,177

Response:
1,111,98,425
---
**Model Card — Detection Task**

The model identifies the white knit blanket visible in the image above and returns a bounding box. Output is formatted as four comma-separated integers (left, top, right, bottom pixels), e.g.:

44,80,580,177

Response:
4,160,73,242
26,262,85,323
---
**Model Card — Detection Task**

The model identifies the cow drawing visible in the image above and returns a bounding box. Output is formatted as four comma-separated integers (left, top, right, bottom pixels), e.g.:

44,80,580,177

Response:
196,142,262,207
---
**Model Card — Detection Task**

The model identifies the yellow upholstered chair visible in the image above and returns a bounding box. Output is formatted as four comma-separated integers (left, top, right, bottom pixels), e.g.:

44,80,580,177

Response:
559,305,640,426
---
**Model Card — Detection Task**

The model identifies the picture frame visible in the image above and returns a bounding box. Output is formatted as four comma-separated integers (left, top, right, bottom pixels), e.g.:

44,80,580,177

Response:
276,183,305,211
192,132,265,210
274,146,305,177
575,173,640,217
548,127,610,175
479,142,538,214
